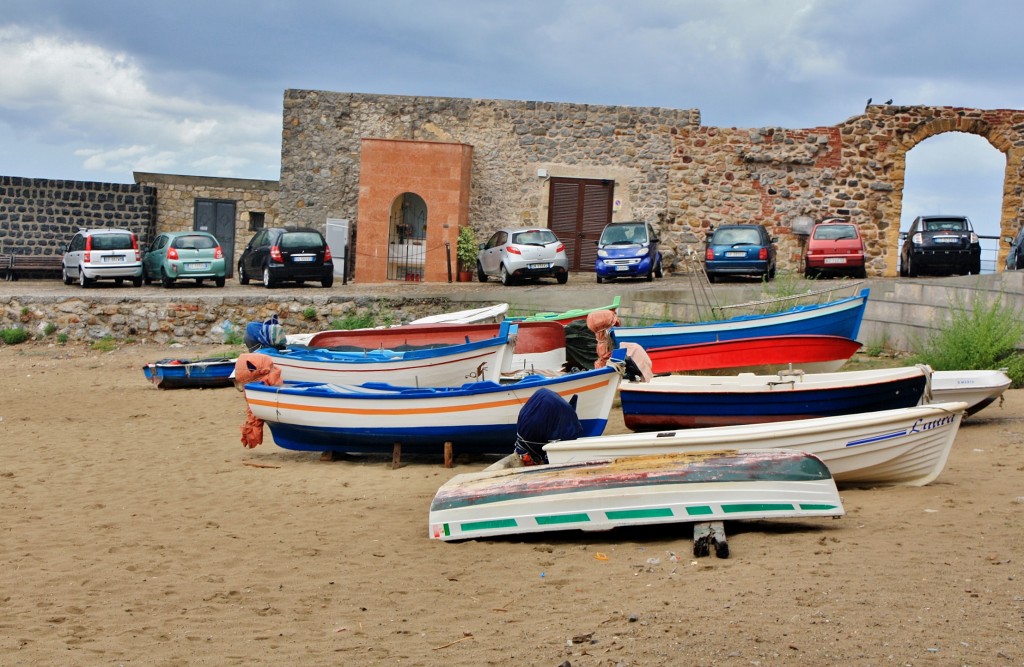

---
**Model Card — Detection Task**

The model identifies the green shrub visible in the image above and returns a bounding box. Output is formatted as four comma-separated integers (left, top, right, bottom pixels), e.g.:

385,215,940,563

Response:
224,329,245,346
330,311,378,330
302,307,317,320
56,333,69,344
1,327,30,345
43,322,57,336
910,294,1024,388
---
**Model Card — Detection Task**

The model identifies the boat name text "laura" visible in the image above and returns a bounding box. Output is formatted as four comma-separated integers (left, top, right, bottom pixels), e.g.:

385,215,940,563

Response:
909,413,958,433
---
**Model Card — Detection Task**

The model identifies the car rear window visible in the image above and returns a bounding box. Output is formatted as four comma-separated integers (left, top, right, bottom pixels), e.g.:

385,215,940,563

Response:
512,230,558,245
923,219,966,231
172,235,217,250
712,228,762,245
813,225,858,240
280,232,325,249
91,233,134,250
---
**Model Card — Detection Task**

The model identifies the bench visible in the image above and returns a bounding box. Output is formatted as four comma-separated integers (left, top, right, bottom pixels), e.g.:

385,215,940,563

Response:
1,254,65,281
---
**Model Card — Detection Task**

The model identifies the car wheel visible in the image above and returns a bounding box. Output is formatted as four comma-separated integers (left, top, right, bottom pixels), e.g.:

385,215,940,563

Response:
114,278,123,286
707,273,717,283
907,256,917,277
556,272,568,285
263,266,276,289
767,265,776,281
132,275,142,288
79,267,92,288
654,258,663,279
142,268,152,285
645,267,653,282
215,276,226,288
321,275,334,288
500,264,513,286
477,262,488,283
856,266,867,279
595,274,603,284
238,262,250,285
161,268,174,288
62,267,73,285
969,258,981,275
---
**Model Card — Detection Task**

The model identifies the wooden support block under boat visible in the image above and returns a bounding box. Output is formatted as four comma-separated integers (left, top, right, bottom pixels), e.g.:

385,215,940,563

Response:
392,443,402,469
693,521,728,558
444,442,453,468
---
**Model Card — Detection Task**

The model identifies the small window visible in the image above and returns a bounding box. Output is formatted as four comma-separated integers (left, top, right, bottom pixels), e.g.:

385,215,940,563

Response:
249,212,265,232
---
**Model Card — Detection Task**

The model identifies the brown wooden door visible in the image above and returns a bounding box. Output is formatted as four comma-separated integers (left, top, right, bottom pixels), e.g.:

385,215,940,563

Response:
548,177,614,271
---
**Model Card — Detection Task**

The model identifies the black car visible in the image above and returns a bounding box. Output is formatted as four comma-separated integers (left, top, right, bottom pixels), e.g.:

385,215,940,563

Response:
1005,225,1024,271
899,215,981,277
238,227,334,288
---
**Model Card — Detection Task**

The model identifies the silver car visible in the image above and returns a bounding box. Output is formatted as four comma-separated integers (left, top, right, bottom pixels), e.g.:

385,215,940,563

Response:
61,228,143,288
477,227,569,285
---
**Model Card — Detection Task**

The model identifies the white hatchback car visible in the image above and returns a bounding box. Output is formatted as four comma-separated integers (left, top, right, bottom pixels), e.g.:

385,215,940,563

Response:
476,227,569,285
62,228,143,288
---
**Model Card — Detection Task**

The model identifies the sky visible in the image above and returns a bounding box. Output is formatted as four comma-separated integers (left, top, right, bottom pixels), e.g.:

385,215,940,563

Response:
1,0,1020,266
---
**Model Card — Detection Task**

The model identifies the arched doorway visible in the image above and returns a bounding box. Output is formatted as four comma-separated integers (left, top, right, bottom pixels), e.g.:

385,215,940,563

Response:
387,192,427,281
899,133,1005,274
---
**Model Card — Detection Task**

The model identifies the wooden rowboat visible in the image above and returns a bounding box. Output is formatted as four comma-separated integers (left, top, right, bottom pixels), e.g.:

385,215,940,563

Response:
428,449,845,541
619,365,931,430
142,357,236,389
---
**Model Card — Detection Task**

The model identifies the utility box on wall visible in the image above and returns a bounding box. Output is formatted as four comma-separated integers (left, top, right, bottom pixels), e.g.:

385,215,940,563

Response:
326,218,349,279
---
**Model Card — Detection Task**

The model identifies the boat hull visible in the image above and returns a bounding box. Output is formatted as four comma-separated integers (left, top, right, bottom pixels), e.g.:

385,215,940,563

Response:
620,366,930,430
643,335,862,375
930,369,1012,416
545,402,968,487
245,353,624,455
428,450,845,541
261,323,515,386
142,358,236,389
611,289,868,349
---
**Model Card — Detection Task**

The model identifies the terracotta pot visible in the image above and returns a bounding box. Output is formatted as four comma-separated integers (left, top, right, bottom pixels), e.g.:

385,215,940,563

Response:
457,270,474,283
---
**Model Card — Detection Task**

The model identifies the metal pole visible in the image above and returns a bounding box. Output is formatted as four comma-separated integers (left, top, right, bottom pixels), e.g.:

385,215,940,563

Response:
445,241,452,283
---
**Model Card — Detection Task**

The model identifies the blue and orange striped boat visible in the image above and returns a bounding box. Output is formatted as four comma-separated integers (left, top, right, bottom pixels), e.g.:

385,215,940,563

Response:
244,349,627,456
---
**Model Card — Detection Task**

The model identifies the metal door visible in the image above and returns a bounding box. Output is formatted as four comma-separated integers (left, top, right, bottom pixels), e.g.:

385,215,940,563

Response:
547,177,613,271
194,199,236,277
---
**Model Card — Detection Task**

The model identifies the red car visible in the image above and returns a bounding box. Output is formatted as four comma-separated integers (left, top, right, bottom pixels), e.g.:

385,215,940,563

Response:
803,219,866,278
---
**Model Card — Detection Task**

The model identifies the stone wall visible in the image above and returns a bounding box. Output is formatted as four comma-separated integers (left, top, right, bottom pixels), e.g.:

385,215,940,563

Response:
133,172,280,267
0,176,156,256
280,92,1024,277
0,294,456,345
279,90,700,268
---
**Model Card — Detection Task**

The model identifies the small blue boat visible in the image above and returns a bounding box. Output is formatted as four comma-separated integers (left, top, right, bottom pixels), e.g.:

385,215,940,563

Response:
142,357,236,389
610,288,869,349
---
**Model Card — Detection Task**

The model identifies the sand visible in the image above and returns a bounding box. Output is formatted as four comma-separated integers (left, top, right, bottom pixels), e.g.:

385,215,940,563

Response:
2,342,1023,666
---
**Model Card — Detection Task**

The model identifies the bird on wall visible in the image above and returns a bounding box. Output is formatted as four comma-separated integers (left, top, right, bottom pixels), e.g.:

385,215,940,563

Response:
865,97,872,109
885,99,893,105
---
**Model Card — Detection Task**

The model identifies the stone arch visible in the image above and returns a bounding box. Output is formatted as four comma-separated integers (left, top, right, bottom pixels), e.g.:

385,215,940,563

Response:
886,114,1023,274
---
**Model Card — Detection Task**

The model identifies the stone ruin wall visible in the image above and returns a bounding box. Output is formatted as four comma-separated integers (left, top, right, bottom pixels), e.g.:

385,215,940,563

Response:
280,90,698,258
281,92,1024,277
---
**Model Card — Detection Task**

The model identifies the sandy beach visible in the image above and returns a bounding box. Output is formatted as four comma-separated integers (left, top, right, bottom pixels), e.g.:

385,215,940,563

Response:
2,341,1023,666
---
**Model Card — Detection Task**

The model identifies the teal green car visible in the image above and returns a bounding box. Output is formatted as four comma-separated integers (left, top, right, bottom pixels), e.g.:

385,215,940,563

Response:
142,231,227,288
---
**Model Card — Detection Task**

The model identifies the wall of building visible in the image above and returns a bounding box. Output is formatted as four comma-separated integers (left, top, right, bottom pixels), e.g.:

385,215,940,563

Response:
133,172,280,268
279,90,700,272
279,92,1024,277
0,176,156,256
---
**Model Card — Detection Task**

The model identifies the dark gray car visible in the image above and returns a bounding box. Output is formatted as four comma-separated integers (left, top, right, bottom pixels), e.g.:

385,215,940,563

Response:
899,215,981,277
237,227,334,288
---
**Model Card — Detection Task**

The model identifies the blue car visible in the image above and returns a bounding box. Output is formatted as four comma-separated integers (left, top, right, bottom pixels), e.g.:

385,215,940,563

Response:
704,224,777,282
594,221,663,283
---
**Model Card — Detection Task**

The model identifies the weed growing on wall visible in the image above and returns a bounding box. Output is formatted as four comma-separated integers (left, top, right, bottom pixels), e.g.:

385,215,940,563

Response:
1,327,29,345
911,294,1024,388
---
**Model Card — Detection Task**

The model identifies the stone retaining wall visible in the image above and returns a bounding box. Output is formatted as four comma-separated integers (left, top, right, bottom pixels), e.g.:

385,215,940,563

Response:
0,294,455,345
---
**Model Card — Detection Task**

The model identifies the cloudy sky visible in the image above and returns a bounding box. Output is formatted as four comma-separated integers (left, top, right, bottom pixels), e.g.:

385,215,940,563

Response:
1,1,1020,263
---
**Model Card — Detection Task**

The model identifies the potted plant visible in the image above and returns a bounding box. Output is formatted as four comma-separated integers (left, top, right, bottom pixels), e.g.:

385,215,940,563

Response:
456,226,478,282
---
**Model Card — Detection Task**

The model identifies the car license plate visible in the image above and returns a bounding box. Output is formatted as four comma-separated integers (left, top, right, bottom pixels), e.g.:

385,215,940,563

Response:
292,255,315,263
725,251,746,258
615,265,629,271
528,263,551,269
103,255,124,263
935,236,958,243
185,262,209,270
824,257,846,264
